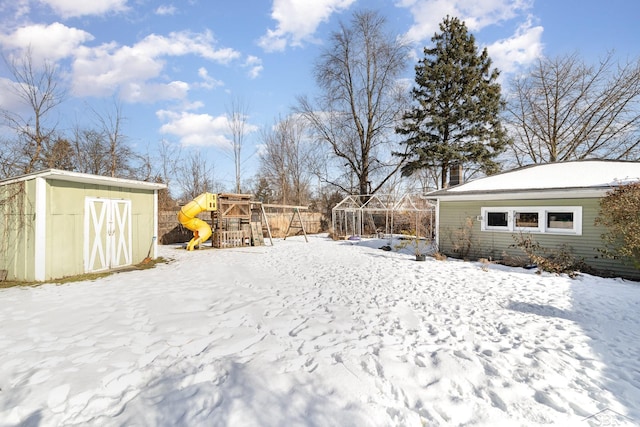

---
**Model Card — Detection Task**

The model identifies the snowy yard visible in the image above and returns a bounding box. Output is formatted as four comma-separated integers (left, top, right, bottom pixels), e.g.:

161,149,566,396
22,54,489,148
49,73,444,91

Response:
1,234,639,426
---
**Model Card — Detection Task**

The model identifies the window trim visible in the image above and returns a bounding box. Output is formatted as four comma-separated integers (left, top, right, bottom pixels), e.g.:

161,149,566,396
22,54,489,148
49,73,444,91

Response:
485,211,509,229
480,206,582,235
484,209,510,231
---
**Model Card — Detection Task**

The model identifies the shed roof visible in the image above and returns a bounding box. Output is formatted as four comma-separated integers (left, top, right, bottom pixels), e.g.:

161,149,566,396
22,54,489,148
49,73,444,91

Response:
429,160,640,200
0,169,167,190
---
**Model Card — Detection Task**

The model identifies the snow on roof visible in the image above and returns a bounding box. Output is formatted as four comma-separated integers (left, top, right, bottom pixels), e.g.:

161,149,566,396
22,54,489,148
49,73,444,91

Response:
441,160,640,194
0,169,167,190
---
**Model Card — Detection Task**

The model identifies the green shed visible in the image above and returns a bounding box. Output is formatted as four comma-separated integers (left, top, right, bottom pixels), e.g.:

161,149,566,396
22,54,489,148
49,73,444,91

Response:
430,160,640,281
0,169,166,282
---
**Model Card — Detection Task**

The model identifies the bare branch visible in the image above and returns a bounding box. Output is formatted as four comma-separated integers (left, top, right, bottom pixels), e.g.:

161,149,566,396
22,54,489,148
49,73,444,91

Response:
505,52,640,164
226,97,251,193
295,10,410,195
1,48,66,175
257,115,316,205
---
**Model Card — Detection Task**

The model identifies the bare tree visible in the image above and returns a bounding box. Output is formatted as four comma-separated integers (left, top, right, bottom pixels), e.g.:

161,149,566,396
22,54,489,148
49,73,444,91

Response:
138,138,182,208
226,97,251,193
146,138,181,185
175,149,219,201
0,138,16,178
0,49,65,176
259,123,289,204
63,99,139,179
89,98,135,178
71,127,107,175
129,138,182,209
258,115,316,205
0,137,28,178
505,52,640,165
296,10,411,196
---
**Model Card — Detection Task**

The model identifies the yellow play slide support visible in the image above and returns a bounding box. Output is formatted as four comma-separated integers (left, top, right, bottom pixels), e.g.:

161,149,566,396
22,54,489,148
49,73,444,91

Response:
177,192,218,250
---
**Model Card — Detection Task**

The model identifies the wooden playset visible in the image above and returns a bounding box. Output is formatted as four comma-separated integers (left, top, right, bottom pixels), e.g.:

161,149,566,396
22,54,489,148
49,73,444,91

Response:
177,192,308,250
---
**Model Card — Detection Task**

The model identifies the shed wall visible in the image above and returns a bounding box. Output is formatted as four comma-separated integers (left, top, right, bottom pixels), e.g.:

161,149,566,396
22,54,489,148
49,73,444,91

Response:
45,179,157,280
1,177,158,282
438,198,640,280
0,180,37,281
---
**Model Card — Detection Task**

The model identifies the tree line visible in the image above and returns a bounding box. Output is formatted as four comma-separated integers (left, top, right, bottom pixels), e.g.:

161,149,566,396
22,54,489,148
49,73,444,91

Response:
2,11,640,211
256,11,640,204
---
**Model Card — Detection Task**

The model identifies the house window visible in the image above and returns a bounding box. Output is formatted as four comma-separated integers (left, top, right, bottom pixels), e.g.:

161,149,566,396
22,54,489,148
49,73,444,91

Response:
481,206,582,235
547,212,573,230
515,212,539,228
487,211,508,227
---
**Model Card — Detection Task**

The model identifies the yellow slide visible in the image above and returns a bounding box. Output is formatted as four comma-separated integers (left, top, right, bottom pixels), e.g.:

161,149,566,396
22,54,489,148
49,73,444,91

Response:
177,193,218,250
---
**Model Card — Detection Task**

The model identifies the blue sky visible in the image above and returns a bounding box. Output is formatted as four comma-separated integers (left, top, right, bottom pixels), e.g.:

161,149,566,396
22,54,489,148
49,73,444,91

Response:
0,0,638,189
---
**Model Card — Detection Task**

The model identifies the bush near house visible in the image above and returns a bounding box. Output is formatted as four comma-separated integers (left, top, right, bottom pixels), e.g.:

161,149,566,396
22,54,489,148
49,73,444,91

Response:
596,182,640,269
510,233,586,278
447,217,476,260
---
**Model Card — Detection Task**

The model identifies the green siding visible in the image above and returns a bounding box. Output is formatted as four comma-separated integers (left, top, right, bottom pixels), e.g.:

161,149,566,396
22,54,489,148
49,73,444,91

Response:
0,181,37,281
1,176,157,282
45,179,157,280
438,198,640,280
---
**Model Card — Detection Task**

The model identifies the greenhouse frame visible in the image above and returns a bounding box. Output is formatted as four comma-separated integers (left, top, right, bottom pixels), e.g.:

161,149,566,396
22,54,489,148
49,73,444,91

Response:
331,194,436,240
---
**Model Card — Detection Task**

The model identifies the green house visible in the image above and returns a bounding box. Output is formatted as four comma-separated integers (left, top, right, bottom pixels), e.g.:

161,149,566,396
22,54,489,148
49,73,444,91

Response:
0,169,166,282
430,160,640,280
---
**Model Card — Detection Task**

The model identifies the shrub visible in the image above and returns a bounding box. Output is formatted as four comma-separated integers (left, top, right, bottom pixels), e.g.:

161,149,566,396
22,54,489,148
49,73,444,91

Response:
433,252,447,261
394,229,430,255
511,233,584,278
595,182,640,269
448,217,475,259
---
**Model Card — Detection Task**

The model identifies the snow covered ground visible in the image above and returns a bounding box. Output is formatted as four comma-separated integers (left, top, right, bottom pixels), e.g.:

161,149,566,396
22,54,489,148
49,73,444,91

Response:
1,234,639,426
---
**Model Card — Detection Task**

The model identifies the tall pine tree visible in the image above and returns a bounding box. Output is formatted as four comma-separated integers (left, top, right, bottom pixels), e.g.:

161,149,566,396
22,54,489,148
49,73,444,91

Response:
396,16,507,188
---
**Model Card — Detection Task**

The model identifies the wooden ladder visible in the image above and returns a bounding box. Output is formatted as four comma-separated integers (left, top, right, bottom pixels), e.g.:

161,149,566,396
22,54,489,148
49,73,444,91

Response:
250,222,265,246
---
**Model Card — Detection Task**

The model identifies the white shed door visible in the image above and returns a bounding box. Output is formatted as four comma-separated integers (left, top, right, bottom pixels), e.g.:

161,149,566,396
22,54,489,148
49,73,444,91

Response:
84,197,132,273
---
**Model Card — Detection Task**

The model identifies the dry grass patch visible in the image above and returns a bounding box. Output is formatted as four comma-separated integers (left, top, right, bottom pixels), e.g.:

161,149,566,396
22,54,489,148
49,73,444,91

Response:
0,257,170,289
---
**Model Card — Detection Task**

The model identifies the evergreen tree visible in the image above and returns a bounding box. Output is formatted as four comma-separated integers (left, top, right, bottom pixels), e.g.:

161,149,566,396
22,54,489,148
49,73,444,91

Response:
253,177,274,204
396,16,507,188
44,138,75,170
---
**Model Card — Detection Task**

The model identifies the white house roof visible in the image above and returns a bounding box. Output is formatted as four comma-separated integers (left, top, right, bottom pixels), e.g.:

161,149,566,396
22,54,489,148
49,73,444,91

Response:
430,160,640,200
0,169,167,190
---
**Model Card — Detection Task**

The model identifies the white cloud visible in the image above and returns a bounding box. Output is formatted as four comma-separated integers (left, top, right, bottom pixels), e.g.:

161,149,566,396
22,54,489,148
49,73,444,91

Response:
244,56,263,79
71,30,241,101
182,100,205,111
157,109,232,148
131,31,240,63
0,77,29,113
196,67,223,89
121,80,190,103
397,0,542,82
0,22,93,62
487,18,544,76
72,41,160,97
37,0,129,18
401,0,533,43
156,108,259,148
258,0,356,52
0,0,30,22
155,4,176,16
